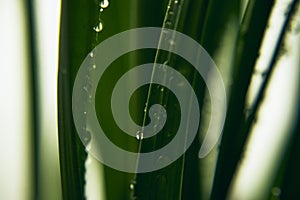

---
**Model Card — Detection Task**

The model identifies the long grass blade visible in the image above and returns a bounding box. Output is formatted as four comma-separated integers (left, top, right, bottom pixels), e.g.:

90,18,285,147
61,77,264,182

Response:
24,0,39,199
210,1,274,199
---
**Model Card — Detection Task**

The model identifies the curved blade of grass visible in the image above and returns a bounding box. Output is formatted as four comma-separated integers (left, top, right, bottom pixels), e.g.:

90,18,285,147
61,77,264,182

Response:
133,0,215,199
229,2,300,197
245,0,299,130
24,0,39,198
134,1,192,199
266,2,300,198
196,0,241,199
58,1,169,199
134,0,241,199
210,1,274,199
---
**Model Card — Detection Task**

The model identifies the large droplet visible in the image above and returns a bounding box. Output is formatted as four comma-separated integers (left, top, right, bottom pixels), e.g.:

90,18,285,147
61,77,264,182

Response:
136,131,144,140
100,0,109,8
83,130,92,149
93,21,103,32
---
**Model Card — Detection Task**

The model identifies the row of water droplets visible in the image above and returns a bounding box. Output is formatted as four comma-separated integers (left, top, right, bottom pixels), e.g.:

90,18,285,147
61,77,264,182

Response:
84,1,109,199
140,0,183,142
93,0,109,33
82,0,110,151
130,0,185,199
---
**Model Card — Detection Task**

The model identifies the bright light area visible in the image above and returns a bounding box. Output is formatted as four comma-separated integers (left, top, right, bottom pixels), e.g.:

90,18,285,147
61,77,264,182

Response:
0,0,62,199
229,0,300,199
34,0,62,199
0,0,32,199
85,154,106,200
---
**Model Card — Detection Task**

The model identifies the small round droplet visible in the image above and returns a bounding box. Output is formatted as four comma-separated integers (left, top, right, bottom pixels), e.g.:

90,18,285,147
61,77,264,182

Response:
129,179,136,192
84,111,87,115
83,130,92,149
89,52,94,57
92,64,96,69
93,22,103,32
174,0,179,4
100,8,104,12
160,87,164,92
169,39,175,46
100,0,109,8
136,131,144,140
165,21,172,27
129,184,134,190
83,83,92,92
156,155,171,166
153,124,158,131
177,81,185,87
86,143,92,151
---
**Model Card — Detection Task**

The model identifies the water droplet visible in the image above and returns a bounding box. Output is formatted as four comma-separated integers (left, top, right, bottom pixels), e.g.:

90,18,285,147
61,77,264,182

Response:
93,22,103,32
144,107,147,113
130,186,137,200
136,131,144,140
169,39,175,46
100,8,104,12
86,143,92,151
129,183,134,190
160,87,164,92
155,112,162,120
174,0,179,4
129,179,136,190
100,0,109,8
84,136,89,142
84,111,87,115
272,187,281,197
89,52,94,57
83,130,92,148
165,21,172,28
83,83,92,92
177,81,185,87
153,124,158,131
162,29,169,35
92,64,96,69
156,155,170,166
